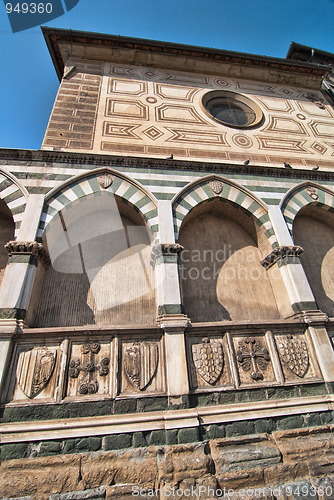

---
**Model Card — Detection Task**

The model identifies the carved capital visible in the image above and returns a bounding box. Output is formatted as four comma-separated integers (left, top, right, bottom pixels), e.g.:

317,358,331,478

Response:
5,241,51,268
150,243,184,267
261,246,304,270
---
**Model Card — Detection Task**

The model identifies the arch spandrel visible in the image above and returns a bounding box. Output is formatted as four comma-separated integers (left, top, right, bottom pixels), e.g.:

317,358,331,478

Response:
0,168,28,236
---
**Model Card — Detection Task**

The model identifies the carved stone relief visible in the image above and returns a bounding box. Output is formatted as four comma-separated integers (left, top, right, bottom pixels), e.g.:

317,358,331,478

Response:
236,337,271,381
67,341,110,397
277,335,309,378
16,346,56,399
124,341,159,391
97,173,114,189
192,338,224,385
306,186,318,201
208,180,223,195
5,241,51,268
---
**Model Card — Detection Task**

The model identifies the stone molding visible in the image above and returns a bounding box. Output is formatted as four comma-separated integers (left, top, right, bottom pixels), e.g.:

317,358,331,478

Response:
5,241,51,268
2,394,332,444
1,148,334,181
157,313,190,331
261,246,304,270
290,310,329,325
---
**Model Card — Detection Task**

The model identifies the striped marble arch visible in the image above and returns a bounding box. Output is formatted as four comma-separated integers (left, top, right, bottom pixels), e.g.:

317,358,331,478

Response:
0,168,29,235
281,182,334,234
172,175,278,250
37,168,158,240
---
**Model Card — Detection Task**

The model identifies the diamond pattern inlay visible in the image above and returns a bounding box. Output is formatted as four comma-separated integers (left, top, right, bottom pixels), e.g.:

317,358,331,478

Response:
143,126,164,140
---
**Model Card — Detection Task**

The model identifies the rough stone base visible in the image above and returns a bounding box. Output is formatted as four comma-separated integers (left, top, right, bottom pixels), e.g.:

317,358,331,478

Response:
1,425,334,499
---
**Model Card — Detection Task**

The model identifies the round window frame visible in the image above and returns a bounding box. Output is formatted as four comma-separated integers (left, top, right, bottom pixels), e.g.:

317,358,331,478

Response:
201,90,263,129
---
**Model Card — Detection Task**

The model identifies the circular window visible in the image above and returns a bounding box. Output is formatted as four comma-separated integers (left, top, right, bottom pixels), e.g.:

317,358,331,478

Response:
202,90,263,129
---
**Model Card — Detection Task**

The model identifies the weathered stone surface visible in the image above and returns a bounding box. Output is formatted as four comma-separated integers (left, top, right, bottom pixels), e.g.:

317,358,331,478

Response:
157,442,214,482
49,487,105,499
0,455,82,497
104,433,132,451
80,448,157,489
272,425,334,465
210,434,281,474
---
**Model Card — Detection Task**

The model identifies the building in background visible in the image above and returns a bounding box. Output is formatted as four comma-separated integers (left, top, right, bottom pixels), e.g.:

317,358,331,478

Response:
1,28,334,499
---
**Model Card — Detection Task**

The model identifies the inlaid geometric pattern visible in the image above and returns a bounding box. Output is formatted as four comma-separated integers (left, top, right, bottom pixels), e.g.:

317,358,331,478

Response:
105,99,149,120
37,169,159,239
108,79,148,96
263,117,307,135
172,176,278,249
103,123,141,139
310,142,327,155
0,170,28,234
281,183,334,233
166,128,228,145
142,126,164,141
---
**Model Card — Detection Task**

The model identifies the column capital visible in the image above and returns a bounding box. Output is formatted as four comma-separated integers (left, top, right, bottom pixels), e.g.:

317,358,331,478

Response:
5,241,51,268
261,245,304,270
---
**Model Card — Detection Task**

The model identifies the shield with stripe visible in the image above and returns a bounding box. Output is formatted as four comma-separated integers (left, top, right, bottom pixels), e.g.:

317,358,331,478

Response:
124,342,159,390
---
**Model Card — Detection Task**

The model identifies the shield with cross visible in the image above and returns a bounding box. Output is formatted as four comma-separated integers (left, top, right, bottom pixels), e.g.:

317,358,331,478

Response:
236,337,270,381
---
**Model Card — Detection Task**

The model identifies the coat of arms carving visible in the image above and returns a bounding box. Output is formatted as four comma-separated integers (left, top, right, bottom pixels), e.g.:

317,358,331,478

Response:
17,346,56,399
209,180,223,195
192,338,224,385
124,342,159,391
98,173,114,189
278,335,309,378
306,186,318,201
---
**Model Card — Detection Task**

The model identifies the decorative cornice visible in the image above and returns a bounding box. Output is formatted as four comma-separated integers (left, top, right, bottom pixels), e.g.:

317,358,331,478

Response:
5,241,51,268
261,246,304,270
0,148,334,181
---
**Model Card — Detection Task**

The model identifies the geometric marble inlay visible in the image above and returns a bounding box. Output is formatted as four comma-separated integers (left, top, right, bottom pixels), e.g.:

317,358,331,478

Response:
142,126,164,140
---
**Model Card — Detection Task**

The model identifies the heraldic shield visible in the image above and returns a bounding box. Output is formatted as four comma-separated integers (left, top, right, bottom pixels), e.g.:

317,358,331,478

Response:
124,342,159,390
278,335,309,378
16,346,56,398
192,338,224,385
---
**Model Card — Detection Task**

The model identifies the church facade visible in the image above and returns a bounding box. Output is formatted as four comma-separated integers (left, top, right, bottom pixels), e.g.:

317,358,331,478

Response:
1,28,334,499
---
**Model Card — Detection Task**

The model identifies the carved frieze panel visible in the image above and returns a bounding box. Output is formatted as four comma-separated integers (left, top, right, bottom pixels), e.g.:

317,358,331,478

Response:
7,343,60,402
231,334,276,386
187,335,232,390
274,333,321,382
154,83,198,101
263,117,307,135
66,340,111,397
119,339,165,394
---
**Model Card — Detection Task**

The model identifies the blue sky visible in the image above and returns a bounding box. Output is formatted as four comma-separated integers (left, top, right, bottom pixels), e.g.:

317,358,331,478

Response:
1,0,334,150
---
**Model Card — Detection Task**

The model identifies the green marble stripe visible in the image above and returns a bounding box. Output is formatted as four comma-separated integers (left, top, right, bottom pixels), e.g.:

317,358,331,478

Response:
122,185,138,201
158,304,183,315
299,190,313,204
262,199,281,205
188,189,204,205
54,193,71,207
288,196,305,210
143,209,158,221
244,185,289,193
44,205,58,217
234,191,247,206
153,193,175,200
278,256,302,267
174,210,185,222
317,189,326,205
284,216,294,225
256,213,270,227
200,183,215,199
3,190,23,204
135,195,152,210
0,178,12,192
264,228,275,239
87,176,100,193
11,204,26,215
138,179,188,187
0,308,26,320
285,205,298,216
9,255,38,266
150,224,159,234
291,301,318,312
15,221,21,230
178,197,194,212
71,183,86,199
110,176,123,193
26,187,51,195
246,200,261,215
